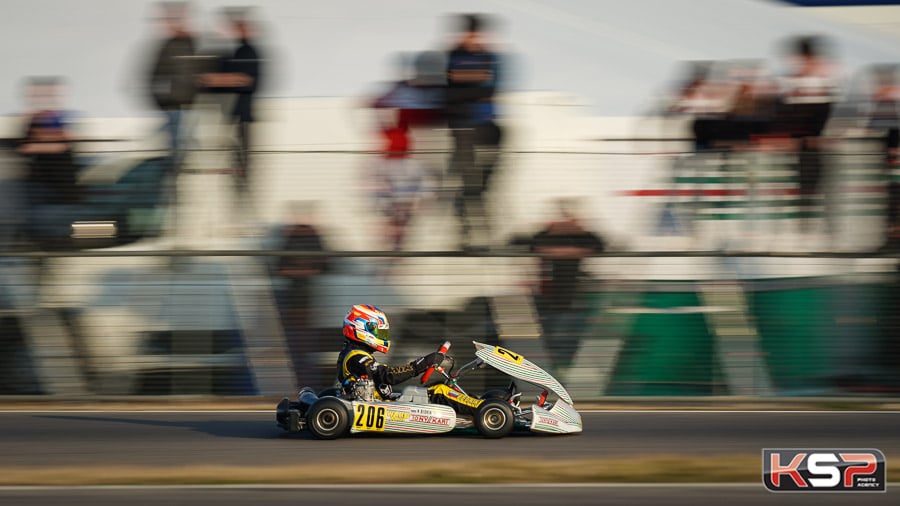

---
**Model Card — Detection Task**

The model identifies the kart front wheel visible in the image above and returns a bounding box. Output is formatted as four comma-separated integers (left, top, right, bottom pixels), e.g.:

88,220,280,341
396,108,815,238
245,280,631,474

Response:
307,398,350,440
474,399,514,439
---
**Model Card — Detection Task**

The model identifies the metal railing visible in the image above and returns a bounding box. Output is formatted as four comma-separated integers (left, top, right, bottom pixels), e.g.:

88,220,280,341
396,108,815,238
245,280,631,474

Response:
1,249,898,400
2,138,899,401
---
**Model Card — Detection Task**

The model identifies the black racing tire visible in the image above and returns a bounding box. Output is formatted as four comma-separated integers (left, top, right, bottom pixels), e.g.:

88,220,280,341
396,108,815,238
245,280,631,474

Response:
474,399,514,439
307,398,351,440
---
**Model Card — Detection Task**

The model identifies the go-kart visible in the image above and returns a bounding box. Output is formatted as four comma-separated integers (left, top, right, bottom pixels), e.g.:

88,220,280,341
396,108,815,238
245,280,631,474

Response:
276,341,583,439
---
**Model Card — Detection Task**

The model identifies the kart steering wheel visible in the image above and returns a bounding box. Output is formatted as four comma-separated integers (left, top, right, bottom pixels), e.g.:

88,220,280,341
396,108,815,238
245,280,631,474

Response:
420,341,451,384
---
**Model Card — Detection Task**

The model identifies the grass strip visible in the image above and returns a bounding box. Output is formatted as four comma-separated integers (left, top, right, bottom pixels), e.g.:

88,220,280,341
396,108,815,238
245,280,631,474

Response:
2,456,898,485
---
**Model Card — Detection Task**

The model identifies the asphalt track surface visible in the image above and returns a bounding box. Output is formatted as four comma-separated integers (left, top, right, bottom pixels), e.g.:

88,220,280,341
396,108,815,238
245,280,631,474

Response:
1,410,898,467
0,484,895,506
1,410,897,504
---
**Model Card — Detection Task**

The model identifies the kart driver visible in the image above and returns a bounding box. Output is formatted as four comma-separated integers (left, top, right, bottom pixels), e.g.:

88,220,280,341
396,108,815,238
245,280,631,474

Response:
338,304,444,400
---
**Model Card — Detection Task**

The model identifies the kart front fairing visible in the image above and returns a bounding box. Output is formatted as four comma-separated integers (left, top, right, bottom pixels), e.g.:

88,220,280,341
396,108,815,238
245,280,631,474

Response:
473,341,574,405
473,341,582,434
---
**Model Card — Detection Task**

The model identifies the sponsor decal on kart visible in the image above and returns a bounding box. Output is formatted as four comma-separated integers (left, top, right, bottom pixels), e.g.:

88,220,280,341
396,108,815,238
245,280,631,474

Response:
383,403,458,433
410,414,451,425
537,415,559,427
430,384,483,409
386,410,410,422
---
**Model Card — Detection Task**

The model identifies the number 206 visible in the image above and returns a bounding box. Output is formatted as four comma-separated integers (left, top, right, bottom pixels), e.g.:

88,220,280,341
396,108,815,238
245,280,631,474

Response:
354,405,385,429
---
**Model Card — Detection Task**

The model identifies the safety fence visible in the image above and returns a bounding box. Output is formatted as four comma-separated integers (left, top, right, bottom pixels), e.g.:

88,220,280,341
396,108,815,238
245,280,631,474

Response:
1,250,898,400
2,135,900,400
2,136,898,255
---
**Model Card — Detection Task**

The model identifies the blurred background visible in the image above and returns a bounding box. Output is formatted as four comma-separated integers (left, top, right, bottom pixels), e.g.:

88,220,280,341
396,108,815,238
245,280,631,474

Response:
1,0,899,400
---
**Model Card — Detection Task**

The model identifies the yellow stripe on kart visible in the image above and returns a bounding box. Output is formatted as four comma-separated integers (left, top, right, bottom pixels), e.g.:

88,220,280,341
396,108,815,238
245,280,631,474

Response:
430,384,483,409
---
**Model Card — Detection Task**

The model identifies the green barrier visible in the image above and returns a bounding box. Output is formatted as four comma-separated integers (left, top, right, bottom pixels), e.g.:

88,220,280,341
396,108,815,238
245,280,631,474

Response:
606,288,723,396
598,277,894,397
749,280,888,394
748,284,834,394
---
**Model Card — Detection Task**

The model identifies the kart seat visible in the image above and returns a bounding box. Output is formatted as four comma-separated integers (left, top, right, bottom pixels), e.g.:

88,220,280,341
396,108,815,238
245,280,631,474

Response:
396,385,430,404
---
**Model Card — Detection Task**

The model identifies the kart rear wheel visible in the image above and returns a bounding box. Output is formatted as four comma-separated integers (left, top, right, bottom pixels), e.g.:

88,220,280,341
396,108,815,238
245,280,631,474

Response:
474,399,514,439
307,398,350,440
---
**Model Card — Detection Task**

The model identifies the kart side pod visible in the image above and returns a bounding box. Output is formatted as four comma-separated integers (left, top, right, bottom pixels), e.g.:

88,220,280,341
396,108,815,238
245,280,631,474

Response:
529,401,583,434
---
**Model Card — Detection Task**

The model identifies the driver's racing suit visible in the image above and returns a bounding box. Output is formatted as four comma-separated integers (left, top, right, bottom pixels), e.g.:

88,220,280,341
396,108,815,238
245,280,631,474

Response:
337,341,437,400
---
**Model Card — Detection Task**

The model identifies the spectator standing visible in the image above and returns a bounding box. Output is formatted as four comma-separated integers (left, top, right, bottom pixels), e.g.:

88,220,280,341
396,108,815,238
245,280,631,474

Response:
369,51,446,253
774,36,839,232
866,65,900,252
18,78,78,205
271,202,330,389
446,13,502,249
529,199,605,375
368,126,430,253
197,7,262,199
668,61,735,152
17,77,82,246
147,1,198,171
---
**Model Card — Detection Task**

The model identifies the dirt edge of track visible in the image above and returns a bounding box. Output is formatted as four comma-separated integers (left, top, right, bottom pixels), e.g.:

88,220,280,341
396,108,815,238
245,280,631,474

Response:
0,456,759,485
1,456,897,486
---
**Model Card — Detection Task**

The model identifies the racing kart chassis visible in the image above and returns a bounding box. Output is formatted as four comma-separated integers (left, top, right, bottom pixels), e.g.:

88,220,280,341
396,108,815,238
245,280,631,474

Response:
276,341,583,439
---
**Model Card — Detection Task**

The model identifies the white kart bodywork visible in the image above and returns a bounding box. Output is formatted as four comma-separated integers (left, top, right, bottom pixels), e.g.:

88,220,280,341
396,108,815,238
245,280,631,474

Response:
348,399,458,435
346,342,583,435
473,341,582,434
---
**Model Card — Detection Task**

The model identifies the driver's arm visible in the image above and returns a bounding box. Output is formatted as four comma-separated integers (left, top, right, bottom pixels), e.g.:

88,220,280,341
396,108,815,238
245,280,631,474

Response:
348,353,444,387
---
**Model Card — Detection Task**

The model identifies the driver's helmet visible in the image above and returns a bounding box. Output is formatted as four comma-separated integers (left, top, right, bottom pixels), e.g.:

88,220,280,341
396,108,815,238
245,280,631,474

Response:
343,304,390,354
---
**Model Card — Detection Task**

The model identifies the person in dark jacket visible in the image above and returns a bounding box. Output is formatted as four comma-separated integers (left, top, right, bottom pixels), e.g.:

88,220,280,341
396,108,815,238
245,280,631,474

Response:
446,13,502,249
529,199,605,373
197,7,262,197
273,201,330,388
148,1,197,170
866,65,900,252
17,77,84,246
772,36,839,231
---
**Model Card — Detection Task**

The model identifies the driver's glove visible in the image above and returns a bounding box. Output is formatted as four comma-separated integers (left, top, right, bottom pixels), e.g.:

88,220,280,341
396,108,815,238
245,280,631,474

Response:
412,352,445,374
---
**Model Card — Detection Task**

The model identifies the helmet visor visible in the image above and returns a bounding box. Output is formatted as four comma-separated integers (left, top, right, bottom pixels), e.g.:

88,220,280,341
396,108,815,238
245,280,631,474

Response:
365,321,390,342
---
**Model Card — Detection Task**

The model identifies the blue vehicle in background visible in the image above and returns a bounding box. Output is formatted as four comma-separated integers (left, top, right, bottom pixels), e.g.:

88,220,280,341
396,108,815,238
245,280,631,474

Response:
1,132,172,252
27,155,170,251
0,142,261,397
